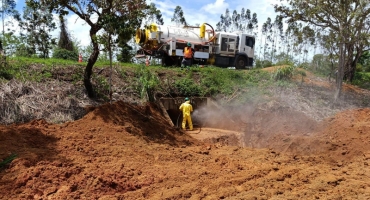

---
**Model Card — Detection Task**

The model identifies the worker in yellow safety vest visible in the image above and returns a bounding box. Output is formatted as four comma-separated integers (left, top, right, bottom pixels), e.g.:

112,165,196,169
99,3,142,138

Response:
179,97,193,131
181,42,194,70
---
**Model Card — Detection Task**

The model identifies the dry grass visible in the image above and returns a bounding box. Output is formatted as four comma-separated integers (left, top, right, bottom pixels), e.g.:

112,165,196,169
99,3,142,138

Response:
0,80,99,124
261,65,290,72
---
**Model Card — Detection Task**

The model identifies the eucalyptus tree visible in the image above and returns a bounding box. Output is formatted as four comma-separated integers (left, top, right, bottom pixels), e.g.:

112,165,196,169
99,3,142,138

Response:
43,0,148,98
260,20,268,60
17,0,56,58
282,23,293,57
215,15,224,32
217,8,258,34
261,17,272,61
239,8,248,32
301,25,315,62
292,23,304,62
171,6,187,26
240,9,258,35
244,11,258,55
270,15,283,62
215,8,231,32
275,0,370,101
250,13,258,36
231,10,240,32
0,0,18,35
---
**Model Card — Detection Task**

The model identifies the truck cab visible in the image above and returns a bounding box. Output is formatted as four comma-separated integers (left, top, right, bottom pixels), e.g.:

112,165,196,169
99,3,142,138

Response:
214,33,255,69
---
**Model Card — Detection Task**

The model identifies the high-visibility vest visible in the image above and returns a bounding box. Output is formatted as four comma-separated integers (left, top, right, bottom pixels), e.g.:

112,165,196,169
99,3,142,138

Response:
184,47,193,59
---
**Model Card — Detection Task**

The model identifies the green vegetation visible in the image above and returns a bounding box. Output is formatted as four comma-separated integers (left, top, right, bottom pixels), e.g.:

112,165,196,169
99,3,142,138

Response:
175,77,203,96
0,154,17,170
2,56,370,125
272,65,295,80
255,59,273,69
353,72,370,90
0,58,278,104
52,48,79,61
134,65,160,102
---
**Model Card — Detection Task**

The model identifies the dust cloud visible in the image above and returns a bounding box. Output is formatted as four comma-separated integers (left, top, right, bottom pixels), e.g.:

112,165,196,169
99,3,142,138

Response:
191,97,320,150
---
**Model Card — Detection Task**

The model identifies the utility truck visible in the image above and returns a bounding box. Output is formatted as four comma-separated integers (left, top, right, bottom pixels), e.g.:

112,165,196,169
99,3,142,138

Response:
135,23,255,69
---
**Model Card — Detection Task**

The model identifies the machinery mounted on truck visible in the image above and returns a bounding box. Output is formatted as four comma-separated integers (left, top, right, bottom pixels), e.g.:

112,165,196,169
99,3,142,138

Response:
135,23,255,69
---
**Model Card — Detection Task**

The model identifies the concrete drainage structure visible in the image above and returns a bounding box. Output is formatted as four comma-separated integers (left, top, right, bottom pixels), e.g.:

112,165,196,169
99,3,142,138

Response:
158,97,208,128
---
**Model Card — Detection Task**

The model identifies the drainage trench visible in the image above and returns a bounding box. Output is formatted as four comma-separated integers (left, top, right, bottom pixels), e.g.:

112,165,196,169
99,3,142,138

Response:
159,97,208,128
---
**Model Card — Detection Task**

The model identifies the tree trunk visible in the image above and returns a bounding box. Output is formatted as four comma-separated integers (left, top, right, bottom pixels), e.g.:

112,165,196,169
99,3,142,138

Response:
334,42,345,105
349,46,362,82
84,27,101,98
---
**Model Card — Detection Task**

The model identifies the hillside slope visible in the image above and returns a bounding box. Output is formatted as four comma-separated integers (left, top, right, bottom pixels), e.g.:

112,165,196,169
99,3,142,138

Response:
0,65,370,199
0,100,370,199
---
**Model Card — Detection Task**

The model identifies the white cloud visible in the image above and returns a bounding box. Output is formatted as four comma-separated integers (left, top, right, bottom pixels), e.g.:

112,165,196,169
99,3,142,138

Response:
63,13,100,48
145,0,224,27
201,0,229,15
184,11,218,27
147,0,177,20
234,0,280,24
65,14,92,47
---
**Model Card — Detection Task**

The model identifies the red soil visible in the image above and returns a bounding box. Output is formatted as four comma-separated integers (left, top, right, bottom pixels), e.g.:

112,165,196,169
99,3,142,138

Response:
1,98,370,199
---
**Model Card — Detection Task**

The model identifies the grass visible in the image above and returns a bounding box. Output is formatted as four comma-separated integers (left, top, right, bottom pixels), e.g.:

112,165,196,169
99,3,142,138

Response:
134,65,160,102
0,154,17,170
0,57,278,105
272,65,295,80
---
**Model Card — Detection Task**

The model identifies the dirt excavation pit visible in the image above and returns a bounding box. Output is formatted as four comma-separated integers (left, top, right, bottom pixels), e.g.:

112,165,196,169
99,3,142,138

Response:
185,100,320,149
1,98,370,198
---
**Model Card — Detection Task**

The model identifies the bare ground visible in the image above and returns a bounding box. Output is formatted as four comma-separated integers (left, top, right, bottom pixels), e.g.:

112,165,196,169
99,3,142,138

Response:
1,66,370,199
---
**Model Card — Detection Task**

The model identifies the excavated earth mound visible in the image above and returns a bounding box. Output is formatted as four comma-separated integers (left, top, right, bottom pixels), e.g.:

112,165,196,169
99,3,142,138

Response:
265,108,370,163
1,99,370,199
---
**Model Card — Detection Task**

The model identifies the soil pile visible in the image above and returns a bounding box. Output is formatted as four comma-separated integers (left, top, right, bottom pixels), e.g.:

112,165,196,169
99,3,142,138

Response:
1,99,370,199
261,108,370,163
0,101,198,199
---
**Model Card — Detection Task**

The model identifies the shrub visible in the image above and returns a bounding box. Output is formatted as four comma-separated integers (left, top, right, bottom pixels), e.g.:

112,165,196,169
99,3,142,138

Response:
134,65,160,102
255,59,273,68
356,63,363,72
53,48,79,61
272,65,295,80
175,78,202,97
353,72,370,89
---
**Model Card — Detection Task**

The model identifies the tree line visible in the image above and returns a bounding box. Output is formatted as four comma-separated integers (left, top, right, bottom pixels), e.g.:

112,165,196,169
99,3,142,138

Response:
0,0,369,100
0,0,163,97
163,3,370,100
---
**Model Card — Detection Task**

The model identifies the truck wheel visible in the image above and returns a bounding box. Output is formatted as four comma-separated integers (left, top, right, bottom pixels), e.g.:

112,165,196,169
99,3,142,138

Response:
235,56,246,69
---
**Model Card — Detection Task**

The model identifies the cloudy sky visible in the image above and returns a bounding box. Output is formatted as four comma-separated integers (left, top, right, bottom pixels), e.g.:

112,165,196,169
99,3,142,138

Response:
12,0,280,47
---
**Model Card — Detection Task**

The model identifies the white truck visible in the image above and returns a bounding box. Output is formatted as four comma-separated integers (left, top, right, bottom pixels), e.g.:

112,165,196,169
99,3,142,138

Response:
135,23,255,69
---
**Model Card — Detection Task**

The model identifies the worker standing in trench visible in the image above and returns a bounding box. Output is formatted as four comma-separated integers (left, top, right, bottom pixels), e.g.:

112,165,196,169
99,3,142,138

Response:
181,42,194,70
179,97,193,131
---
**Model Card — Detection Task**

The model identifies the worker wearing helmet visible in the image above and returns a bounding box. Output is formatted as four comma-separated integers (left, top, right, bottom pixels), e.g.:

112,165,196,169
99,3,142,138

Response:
179,97,193,131
181,42,194,70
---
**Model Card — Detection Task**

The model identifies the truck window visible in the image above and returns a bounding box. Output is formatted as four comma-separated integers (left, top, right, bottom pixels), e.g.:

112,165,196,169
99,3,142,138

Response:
245,36,255,48
228,38,235,52
221,38,228,51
